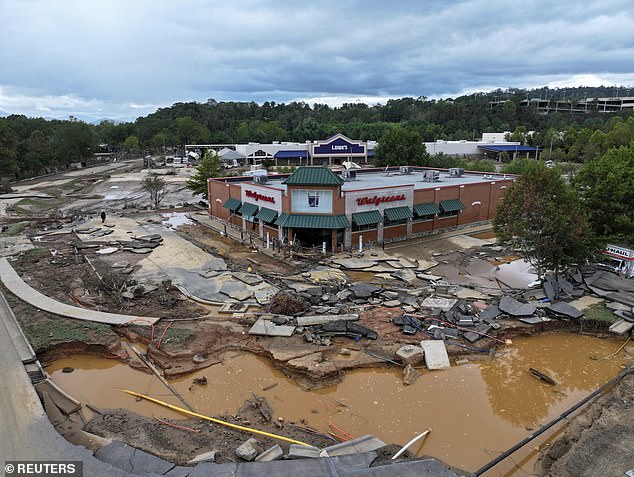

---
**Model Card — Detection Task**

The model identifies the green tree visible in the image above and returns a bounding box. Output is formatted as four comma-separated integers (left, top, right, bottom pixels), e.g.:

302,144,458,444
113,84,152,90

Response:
142,174,166,209
123,135,140,155
494,161,595,278
0,121,19,178
24,130,51,176
186,150,222,200
575,145,634,242
374,126,429,167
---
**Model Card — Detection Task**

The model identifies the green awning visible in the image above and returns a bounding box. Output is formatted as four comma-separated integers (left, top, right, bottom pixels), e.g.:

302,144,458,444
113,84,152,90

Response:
352,210,383,226
255,207,278,223
240,202,258,218
439,199,464,212
413,202,440,217
279,214,349,229
274,212,288,227
384,206,413,222
223,198,242,211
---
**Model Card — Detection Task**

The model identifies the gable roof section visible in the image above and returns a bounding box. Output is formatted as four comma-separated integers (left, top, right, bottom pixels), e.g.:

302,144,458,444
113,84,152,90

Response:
282,167,344,186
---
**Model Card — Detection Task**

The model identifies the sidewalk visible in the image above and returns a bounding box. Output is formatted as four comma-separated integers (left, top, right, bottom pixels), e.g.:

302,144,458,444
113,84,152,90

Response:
0,258,159,326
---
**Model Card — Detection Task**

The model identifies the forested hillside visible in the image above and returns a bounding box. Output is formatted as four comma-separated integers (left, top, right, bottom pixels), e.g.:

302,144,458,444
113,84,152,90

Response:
1,86,633,180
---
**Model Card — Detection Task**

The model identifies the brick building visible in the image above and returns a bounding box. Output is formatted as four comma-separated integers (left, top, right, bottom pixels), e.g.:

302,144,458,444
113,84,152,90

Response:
208,166,514,252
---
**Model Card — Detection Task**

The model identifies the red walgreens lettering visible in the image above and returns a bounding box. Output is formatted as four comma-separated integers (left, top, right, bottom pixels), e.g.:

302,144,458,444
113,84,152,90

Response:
245,190,275,203
356,194,405,206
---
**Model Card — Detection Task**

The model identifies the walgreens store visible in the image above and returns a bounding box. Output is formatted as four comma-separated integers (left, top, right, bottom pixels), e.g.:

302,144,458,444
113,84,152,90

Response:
208,166,514,252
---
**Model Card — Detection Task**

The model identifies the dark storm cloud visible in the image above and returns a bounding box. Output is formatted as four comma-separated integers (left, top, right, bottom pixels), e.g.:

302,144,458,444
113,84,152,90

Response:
0,0,632,120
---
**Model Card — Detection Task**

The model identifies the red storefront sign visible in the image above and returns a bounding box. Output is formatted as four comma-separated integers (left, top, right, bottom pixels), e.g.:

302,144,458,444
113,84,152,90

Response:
356,194,405,206
245,190,275,203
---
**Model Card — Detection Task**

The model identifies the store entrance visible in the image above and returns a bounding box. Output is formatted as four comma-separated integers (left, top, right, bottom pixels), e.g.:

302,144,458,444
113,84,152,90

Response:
291,228,333,251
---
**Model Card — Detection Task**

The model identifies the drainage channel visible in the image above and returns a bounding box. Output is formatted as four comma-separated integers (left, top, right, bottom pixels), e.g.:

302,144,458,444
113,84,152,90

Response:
46,333,629,475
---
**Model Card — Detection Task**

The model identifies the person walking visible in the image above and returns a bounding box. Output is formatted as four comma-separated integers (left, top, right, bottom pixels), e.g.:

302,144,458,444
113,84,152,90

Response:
100,211,106,223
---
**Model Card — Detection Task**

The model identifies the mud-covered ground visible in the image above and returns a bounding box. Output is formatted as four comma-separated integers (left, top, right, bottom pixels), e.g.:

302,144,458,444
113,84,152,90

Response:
1,161,631,475
537,368,634,477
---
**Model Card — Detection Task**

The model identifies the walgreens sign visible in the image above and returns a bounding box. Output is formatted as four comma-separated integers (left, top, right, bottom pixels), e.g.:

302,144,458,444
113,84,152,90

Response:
245,190,275,203
356,194,406,206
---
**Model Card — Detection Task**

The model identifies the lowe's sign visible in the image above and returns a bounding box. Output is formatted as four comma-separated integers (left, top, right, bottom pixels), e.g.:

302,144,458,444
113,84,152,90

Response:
314,138,365,155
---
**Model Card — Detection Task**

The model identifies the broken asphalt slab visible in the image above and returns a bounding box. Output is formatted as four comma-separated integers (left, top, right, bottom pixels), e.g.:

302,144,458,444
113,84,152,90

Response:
498,296,537,317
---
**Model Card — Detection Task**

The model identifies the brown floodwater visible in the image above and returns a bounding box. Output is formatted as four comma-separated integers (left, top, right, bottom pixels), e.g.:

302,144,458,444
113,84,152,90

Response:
47,333,630,475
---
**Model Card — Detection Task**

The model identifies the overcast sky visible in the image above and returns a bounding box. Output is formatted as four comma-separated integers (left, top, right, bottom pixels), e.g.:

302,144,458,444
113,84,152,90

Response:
1,0,633,122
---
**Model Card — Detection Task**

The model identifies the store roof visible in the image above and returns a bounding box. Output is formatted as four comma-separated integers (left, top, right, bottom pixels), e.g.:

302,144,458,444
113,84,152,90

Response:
283,167,345,186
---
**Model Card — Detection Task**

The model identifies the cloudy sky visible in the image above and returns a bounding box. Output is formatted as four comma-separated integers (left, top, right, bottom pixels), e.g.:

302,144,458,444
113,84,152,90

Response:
1,0,633,122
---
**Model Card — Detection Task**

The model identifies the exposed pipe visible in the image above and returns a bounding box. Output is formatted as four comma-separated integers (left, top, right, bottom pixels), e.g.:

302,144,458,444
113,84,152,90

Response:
120,389,311,447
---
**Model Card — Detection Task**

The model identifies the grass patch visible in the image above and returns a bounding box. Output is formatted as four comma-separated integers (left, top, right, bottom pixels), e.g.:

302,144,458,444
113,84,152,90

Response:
23,247,51,259
3,221,29,235
583,304,616,323
17,315,116,351
161,327,194,345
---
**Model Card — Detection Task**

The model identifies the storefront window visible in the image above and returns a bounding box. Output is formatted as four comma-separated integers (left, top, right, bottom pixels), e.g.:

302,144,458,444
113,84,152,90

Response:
384,217,407,227
308,191,320,207
352,223,377,232
413,214,434,222
291,189,332,213
439,210,459,218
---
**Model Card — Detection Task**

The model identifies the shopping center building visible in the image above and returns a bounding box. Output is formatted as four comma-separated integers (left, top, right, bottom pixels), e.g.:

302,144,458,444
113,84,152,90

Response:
208,166,514,252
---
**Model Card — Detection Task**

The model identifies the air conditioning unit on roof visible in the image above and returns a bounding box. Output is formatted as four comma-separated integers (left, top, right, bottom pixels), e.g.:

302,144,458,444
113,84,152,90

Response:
399,166,411,174
253,175,268,184
448,168,464,177
342,169,357,180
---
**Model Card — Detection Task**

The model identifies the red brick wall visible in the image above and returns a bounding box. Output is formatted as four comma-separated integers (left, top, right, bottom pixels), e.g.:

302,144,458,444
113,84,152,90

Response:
383,224,407,239
208,179,244,224
412,220,434,234
458,183,491,225
352,229,378,244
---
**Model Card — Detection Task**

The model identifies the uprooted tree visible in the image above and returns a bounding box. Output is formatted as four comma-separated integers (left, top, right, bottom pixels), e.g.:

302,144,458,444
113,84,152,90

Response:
493,161,596,279
142,174,166,209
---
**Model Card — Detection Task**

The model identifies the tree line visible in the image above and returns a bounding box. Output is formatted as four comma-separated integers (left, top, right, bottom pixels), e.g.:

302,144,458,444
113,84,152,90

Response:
2,85,634,181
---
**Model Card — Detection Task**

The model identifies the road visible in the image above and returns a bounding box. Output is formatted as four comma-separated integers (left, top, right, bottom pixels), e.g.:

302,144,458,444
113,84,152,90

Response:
0,288,127,475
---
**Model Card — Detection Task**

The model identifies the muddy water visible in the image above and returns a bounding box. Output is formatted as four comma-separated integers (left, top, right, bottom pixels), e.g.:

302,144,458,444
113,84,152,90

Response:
47,334,629,475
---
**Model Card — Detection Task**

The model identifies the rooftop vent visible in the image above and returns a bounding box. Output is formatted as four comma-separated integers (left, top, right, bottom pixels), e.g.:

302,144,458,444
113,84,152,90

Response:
421,170,440,182
399,166,412,175
342,169,357,180
253,175,268,184
448,168,464,177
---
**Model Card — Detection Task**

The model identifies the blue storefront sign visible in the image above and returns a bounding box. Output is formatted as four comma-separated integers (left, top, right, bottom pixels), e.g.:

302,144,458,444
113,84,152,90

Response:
314,137,365,155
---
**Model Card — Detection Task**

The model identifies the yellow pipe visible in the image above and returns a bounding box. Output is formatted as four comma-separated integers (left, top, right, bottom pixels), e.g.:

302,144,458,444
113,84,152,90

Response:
120,389,310,447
